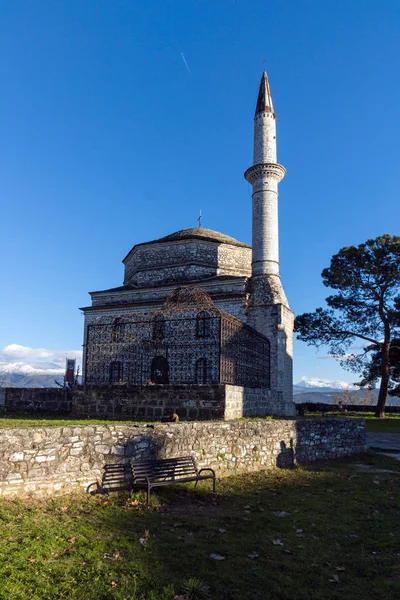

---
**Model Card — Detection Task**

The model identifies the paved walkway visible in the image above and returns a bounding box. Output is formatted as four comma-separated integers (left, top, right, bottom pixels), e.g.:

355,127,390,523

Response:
366,432,400,452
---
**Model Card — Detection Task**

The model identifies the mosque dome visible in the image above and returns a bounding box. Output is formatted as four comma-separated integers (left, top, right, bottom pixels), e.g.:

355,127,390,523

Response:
122,227,252,289
150,228,251,249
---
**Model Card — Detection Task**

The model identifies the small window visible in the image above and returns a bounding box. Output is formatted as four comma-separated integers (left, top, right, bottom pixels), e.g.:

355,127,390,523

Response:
196,311,211,338
109,360,123,384
195,357,207,384
152,315,164,341
112,317,123,342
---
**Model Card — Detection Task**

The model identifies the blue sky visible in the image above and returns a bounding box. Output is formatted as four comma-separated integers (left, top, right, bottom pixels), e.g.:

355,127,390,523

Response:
1,0,399,383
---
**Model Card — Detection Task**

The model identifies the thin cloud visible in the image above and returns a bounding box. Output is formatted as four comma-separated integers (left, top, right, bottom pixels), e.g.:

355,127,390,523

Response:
180,52,191,74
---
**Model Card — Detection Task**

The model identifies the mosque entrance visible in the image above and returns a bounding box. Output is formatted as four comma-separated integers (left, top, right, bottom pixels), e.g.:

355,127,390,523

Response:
151,355,169,384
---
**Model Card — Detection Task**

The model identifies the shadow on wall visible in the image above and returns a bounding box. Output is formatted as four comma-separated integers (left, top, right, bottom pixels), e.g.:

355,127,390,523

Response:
86,427,299,494
276,439,296,469
85,417,365,494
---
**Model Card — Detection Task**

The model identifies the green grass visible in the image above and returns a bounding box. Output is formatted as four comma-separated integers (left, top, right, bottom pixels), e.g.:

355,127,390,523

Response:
1,452,400,600
2,411,400,432
362,414,400,433
0,415,147,428
305,411,400,433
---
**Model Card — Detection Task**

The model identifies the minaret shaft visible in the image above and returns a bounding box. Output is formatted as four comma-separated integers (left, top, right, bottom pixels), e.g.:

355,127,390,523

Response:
245,73,285,281
243,70,294,416
253,111,277,164
251,171,279,276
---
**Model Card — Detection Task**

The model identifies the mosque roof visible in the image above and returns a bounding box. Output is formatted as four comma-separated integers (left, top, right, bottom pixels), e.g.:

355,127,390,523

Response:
153,227,250,247
123,227,250,262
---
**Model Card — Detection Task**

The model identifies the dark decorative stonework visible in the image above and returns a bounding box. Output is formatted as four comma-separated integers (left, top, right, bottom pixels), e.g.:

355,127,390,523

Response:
84,287,271,389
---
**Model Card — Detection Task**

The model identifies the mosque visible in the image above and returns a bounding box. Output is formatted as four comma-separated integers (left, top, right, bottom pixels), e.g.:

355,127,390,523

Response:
80,72,294,417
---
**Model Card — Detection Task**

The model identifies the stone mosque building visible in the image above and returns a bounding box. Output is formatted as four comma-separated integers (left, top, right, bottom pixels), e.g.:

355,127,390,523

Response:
81,72,294,417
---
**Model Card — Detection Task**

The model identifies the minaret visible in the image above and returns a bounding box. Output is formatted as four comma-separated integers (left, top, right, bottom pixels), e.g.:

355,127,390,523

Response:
245,71,287,296
244,71,294,415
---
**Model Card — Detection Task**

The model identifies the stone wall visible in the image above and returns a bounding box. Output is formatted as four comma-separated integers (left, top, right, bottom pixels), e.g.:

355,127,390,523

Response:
3,384,293,419
72,385,226,420
0,417,365,497
4,388,72,414
224,386,279,418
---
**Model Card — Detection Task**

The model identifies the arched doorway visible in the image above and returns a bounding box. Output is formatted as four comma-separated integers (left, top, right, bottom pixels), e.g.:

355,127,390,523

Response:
151,355,169,384
195,357,207,384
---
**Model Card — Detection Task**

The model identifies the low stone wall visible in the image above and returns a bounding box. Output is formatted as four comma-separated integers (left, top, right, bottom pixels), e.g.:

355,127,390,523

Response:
224,386,295,418
3,388,71,414
0,417,365,497
3,384,295,419
72,385,226,420
296,402,400,414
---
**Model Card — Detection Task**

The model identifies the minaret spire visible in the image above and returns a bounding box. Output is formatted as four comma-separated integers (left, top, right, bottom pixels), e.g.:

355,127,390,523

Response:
255,71,274,115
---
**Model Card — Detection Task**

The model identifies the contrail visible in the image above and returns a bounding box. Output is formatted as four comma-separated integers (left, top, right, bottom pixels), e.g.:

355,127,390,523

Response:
180,52,191,74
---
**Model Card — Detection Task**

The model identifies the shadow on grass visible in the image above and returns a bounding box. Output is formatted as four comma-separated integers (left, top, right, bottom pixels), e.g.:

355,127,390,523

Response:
2,453,398,600
104,453,400,600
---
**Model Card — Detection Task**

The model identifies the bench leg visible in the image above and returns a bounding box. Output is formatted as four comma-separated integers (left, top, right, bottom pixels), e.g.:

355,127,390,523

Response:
147,482,151,505
212,477,216,493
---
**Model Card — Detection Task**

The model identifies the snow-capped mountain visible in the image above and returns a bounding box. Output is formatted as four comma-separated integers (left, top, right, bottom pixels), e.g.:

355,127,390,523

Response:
294,377,358,394
0,344,82,388
0,344,396,405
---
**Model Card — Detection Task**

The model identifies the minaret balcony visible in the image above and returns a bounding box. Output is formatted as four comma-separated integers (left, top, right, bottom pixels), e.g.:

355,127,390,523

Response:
244,163,286,185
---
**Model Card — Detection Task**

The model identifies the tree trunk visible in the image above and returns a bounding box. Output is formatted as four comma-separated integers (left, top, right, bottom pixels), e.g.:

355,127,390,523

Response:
375,342,390,418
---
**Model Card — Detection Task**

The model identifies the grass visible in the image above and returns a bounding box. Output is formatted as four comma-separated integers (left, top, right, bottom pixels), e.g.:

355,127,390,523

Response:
305,411,400,433
1,452,400,600
2,412,400,433
0,415,147,428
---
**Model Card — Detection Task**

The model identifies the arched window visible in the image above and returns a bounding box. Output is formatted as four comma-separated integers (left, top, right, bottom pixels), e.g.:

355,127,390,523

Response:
112,317,123,342
151,355,169,384
109,360,123,384
152,315,165,341
196,311,211,338
195,357,207,384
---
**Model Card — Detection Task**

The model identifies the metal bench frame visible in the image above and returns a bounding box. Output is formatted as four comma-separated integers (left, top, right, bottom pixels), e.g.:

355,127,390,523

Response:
131,456,216,503
91,456,216,504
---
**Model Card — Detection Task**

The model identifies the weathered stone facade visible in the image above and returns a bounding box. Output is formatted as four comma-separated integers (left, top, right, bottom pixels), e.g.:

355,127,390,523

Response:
84,288,270,389
123,233,251,288
0,418,366,497
80,70,294,416
3,384,284,420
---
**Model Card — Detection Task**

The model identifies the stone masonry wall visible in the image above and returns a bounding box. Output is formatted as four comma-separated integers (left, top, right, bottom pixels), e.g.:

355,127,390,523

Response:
3,385,294,419
4,388,72,414
0,417,365,497
4,386,225,421
72,385,225,421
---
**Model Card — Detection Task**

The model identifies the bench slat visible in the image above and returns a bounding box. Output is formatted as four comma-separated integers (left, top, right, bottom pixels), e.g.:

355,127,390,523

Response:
133,466,197,476
97,456,215,503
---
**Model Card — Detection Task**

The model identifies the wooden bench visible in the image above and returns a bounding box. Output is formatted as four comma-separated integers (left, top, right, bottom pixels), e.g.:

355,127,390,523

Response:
90,456,216,503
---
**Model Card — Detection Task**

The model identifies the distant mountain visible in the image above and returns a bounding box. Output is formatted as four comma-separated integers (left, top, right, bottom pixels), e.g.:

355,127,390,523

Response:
294,377,357,393
0,362,73,388
2,373,64,388
0,370,398,406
